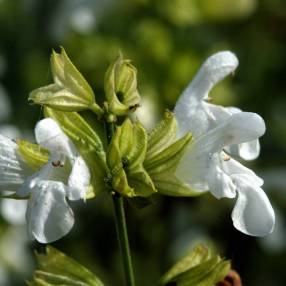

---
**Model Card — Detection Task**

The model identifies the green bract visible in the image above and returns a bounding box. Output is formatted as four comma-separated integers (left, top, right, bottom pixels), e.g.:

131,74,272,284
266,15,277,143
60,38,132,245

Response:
44,107,108,198
159,244,230,286
28,246,104,286
29,47,103,115
104,53,141,116
107,118,156,197
144,111,200,197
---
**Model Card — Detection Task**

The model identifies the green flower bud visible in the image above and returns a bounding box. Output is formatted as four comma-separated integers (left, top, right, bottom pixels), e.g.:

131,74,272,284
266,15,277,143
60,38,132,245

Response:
29,47,103,115
104,53,141,116
107,119,156,197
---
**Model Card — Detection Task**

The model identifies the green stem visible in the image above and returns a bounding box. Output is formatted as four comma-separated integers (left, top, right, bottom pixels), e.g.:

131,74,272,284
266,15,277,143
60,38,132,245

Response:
105,121,136,286
112,194,136,286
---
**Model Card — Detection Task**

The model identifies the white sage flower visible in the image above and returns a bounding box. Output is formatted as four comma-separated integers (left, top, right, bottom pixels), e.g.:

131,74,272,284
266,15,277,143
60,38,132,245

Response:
174,51,275,236
174,51,259,160
176,112,275,236
0,118,90,243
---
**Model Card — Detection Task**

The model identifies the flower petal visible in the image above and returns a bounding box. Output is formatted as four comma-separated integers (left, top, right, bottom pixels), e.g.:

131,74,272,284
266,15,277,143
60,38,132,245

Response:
0,135,32,191
67,156,90,200
238,140,260,160
35,118,77,158
174,51,238,137
192,112,265,156
222,155,263,187
26,180,74,243
207,154,236,199
216,106,261,160
231,174,275,236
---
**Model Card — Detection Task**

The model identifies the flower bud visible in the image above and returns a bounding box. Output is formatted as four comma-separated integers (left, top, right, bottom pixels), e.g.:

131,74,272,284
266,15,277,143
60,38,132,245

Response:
104,53,141,116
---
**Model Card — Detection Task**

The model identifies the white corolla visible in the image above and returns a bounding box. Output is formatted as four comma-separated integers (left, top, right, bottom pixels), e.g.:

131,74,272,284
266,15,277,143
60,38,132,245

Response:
0,118,90,243
175,51,275,237
175,51,259,160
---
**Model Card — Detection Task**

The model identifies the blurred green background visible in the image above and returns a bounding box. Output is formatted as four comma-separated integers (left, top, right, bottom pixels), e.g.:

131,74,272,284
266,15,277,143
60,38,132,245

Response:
0,0,285,285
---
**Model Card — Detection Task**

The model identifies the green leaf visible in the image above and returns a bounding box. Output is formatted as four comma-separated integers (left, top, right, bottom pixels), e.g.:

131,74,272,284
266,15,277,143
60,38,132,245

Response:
17,140,49,170
29,47,103,115
107,119,156,197
44,107,107,197
28,246,104,286
104,53,141,116
159,245,231,286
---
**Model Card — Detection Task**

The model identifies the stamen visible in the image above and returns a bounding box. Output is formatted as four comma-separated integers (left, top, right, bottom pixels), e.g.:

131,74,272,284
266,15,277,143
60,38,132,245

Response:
223,154,231,161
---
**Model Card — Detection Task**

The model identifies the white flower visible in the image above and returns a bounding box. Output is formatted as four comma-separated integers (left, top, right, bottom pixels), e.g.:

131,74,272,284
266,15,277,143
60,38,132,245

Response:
0,118,90,243
174,51,259,160
174,52,275,237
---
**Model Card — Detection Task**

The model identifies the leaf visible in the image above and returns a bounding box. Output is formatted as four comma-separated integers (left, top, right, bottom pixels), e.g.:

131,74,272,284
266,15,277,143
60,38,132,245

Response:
160,245,211,284
28,246,104,286
17,140,49,170
44,107,107,197
159,245,231,286
175,259,230,286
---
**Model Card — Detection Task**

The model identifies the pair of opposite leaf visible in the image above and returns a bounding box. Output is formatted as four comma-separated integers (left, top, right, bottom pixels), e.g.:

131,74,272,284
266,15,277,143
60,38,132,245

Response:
29,245,231,286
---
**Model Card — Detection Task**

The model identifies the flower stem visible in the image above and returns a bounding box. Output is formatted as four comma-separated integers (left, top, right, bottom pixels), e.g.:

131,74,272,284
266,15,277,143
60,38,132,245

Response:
112,193,136,286
105,121,136,286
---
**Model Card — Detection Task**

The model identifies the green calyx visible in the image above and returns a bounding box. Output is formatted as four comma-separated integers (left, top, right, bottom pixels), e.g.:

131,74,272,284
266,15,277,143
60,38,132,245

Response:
44,107,108,198
105,111,202,199
159,244,231,286
144,110,201,197
29,47,103,115
104,53,141,116
107,118,156,197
